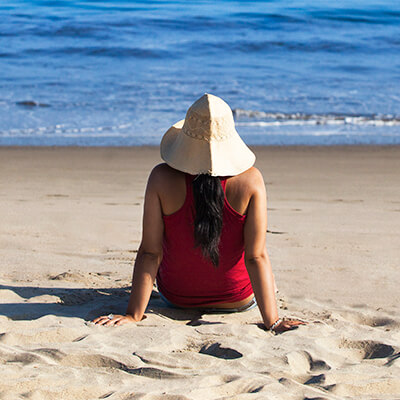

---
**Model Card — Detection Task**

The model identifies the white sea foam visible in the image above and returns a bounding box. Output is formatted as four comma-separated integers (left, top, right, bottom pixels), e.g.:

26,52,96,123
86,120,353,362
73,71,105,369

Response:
233,109,400,127
1,123,134,137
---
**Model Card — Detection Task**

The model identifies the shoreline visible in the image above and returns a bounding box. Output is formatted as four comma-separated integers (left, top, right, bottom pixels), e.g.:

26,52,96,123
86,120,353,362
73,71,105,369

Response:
2,143,400,148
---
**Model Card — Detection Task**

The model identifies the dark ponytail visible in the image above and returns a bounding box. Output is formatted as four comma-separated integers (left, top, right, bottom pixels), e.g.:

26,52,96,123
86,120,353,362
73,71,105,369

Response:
192,174,225,266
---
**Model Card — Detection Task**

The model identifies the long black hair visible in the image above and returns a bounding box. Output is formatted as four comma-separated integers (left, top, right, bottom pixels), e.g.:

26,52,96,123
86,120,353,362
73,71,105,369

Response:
192,174,225,266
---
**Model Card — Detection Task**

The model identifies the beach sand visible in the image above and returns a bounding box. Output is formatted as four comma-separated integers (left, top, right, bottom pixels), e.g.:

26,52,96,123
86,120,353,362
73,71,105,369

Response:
0,146,399,400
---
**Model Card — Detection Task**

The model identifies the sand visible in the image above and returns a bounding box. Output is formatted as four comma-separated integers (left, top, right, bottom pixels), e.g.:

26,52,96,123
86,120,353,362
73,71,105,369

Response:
0,145,399,400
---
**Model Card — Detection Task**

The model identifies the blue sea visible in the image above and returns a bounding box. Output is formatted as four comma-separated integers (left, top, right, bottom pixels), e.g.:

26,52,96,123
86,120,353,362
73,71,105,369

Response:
1,0,400,146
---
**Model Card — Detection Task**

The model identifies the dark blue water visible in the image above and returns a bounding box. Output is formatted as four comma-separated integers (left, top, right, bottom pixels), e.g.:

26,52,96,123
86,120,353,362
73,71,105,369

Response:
1,0,400,145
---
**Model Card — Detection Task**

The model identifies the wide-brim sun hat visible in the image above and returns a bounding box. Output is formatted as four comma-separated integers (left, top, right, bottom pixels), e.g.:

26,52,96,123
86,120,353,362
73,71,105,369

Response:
160,93,256,177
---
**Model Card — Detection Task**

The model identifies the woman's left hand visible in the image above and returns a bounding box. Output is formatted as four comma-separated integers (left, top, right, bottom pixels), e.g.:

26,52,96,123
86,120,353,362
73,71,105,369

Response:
92,314,136,326
272,318,307,334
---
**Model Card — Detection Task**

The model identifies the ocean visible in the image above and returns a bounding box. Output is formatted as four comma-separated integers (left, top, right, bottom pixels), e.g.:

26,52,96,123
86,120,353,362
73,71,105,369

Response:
1,0,400,146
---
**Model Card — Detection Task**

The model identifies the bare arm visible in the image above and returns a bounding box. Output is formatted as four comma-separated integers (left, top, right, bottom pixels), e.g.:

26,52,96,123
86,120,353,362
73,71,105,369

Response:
244,169,304,332
93,167,164,326
243,169,279,328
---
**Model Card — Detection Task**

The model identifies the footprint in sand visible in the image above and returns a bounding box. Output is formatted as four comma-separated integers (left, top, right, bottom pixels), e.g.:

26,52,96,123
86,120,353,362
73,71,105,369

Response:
317,337,396,361
304,374,327,385
199,343,243,360
335,339,395,360
285,350,330,375
336,309,399,328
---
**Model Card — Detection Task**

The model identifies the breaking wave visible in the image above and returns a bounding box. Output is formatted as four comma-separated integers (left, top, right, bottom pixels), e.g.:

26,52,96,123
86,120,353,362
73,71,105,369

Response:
233,109,400,127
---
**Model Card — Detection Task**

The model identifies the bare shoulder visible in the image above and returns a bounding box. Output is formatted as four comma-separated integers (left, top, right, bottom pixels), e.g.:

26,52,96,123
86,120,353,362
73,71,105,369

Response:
149,163,178,178
240,167,265,183
148,163,183,186
232,167,266,194
147,163,186,215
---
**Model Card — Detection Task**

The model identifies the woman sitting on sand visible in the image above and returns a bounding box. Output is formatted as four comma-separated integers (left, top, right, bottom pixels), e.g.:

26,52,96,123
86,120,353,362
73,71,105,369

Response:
94,94,304,333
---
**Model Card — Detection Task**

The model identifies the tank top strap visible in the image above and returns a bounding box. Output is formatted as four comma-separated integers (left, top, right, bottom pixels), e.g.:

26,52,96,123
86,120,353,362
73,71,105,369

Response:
220,176,227,193
185,173,195,202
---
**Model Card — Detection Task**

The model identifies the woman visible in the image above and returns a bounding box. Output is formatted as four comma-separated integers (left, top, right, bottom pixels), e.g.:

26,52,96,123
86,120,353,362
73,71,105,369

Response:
94,94,304,333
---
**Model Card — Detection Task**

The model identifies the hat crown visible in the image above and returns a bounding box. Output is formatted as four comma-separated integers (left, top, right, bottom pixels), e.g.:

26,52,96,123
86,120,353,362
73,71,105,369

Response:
160,93,256,176
182,93,235,142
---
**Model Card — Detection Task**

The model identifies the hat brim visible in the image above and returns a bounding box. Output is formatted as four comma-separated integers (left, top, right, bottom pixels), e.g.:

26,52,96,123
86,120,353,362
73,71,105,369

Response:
160,119,255,176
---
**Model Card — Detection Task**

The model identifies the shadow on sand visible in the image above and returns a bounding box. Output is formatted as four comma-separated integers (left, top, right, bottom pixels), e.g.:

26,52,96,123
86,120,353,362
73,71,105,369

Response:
0,284,204,322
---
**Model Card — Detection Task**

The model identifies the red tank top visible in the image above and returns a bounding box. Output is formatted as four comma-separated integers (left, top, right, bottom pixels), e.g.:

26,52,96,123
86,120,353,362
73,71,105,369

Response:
156,173,253,307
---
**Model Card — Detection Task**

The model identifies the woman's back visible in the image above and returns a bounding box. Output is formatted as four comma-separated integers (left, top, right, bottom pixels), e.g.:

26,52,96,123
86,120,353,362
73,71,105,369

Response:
153,163,265,307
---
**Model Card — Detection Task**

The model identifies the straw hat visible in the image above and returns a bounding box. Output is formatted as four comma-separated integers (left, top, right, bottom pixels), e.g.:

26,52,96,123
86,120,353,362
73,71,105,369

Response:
160,93,255,176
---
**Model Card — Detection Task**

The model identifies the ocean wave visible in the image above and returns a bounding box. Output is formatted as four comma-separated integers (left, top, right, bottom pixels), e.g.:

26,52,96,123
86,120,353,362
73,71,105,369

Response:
20,46,172,59
308,8,400,25
0,23,107,39
233,109,400,127
6,40,372,60
181,39,378,55
232,9,400,26
0,122,133,137
231,12,305,23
